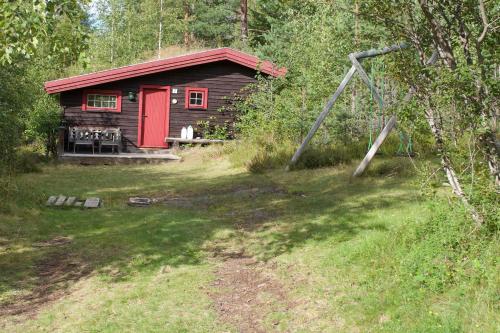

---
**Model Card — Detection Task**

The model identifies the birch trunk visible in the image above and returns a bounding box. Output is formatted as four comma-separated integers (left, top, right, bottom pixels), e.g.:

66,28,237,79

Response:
158,0,163,59
425,105,483,226
183,1,190,48
240,0,248,42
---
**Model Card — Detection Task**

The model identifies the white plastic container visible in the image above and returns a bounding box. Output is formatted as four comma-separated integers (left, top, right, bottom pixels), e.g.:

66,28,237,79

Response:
181,127,187,139
187,125,194,140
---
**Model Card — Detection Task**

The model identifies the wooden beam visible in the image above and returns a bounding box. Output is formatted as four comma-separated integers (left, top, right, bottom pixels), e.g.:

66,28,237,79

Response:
287,44,410,172
353,115,397,177
352,50,439,177
287,65,357,169
349,55,392,177
349,55,383,108
350,43,408,60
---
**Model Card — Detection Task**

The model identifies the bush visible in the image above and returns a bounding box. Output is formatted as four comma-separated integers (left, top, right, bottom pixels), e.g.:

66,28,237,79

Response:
14,148,43,173
396,201,499,294
25,94,61,158
229,134,370,173
0,108,20,174
229,131,431,174
290,143,360,170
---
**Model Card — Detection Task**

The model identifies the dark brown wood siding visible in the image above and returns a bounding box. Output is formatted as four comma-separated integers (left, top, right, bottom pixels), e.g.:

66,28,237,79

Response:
60,61,258,150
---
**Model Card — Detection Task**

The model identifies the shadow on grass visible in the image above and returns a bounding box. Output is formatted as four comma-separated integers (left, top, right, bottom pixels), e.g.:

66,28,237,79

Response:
0,162,418,315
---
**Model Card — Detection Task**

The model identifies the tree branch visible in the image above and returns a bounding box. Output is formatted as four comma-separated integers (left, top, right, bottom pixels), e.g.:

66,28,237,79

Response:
477,0,489,43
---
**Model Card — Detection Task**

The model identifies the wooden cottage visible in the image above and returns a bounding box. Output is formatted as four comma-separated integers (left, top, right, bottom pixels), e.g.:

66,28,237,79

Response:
44,48,285,153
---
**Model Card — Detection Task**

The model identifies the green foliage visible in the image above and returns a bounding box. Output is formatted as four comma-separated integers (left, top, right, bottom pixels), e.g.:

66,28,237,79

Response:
196,117,232,140
243,138,294,173
189,0,240,47
0,1,88,174
234,0,426,175
360,0,499,221
0,109,20,174
25,95,62,158
394,201,499,307
229,133,368,173
0,0,89,65
13,148,43,174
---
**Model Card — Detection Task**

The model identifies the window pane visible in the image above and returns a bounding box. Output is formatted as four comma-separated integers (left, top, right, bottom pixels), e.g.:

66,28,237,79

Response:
190,92,203,106
86,94,118,109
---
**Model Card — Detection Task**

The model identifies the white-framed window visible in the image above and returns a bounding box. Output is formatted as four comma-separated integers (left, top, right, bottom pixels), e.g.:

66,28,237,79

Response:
82,90,122,112
185,87,208,109
87,94,117,109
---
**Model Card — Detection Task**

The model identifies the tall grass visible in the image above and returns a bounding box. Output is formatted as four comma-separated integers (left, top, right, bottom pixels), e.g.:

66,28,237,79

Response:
226,132,425,174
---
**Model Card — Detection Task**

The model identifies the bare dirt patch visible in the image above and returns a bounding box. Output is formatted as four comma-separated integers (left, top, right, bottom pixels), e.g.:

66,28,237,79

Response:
208,251,295,333
32,236,73,248
133,185,289,210
0,249,91,319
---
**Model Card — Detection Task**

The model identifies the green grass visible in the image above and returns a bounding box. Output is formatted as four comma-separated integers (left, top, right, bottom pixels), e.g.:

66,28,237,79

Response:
0,152,498,332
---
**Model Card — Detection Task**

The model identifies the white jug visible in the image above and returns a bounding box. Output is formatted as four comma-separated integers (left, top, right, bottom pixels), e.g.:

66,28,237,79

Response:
187,125,194,140
181,127,187,139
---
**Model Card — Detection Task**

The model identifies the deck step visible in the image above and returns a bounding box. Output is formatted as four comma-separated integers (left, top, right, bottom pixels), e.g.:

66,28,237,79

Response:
59,152,181,165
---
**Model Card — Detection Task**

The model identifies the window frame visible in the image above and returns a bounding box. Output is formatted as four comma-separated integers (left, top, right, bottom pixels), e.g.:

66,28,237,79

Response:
185,87,208,110
82,89,122,112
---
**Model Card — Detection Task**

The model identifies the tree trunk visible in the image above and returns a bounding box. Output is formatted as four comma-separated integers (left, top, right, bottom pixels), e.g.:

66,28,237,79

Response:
478,126,499,187
425,105,483,226
419,0,457,69
474,38,499,187
240,0,248,42
158,0,163,59
183,1,191,48
351,0,359,116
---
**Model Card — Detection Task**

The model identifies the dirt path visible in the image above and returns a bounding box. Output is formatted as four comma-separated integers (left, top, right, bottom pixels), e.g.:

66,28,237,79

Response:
0,238,90,319
208,252,295,333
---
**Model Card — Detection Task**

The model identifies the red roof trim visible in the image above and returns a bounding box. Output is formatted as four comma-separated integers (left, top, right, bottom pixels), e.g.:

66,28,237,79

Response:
44,48,286,94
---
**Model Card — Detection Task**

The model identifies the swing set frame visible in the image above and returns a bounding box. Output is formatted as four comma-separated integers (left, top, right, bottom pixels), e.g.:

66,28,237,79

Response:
287,43,412,176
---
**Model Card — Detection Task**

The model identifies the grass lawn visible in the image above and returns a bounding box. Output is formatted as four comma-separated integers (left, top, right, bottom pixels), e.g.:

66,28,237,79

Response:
0,150,498,332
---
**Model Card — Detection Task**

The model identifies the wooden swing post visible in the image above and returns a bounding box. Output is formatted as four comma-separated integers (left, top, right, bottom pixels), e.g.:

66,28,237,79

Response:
287,43,408,173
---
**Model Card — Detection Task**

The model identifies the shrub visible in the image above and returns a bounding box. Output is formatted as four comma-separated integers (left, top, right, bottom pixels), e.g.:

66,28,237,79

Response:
25,94,61,158
14,148,43,173
290,143,360,170
0,108,20,174
396,201,499,294
230,134,370,173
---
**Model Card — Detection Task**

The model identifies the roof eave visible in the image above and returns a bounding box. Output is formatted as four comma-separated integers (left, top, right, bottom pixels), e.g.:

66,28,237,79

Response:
44,48,286,94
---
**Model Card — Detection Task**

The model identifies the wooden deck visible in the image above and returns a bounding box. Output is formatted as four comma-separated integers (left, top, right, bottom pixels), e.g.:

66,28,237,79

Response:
60,152,181,165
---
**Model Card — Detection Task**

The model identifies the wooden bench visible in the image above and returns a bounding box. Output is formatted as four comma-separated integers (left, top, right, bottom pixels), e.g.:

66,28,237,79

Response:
165,137,225,148
68,127,121,154
99,128,121,153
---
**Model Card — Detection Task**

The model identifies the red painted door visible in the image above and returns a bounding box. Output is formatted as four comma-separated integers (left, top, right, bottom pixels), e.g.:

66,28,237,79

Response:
139,86,170,147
